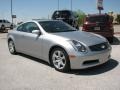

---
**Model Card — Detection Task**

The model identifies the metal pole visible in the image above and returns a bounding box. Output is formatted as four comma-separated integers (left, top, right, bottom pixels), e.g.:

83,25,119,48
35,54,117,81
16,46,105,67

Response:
99,10,101,14
11,0,13,24
71,0,72,11
58,0,59,11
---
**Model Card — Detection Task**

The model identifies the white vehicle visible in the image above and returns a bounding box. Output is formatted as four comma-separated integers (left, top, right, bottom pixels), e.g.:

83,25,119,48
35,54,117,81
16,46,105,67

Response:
0,19,13,32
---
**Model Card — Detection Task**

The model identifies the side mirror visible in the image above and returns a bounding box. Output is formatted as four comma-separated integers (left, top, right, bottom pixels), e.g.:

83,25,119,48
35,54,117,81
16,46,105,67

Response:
32,30,41,35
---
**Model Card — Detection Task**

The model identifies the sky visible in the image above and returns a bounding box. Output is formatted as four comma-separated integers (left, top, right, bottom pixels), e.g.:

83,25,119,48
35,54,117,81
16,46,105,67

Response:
0,0,120,22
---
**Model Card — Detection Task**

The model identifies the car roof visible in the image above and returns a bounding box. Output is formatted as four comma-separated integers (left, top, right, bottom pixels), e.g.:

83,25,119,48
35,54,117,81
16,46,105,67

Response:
54,10,72,12
34,19,60,22
30,19,62,23
19,20,62,25
0,19,4,20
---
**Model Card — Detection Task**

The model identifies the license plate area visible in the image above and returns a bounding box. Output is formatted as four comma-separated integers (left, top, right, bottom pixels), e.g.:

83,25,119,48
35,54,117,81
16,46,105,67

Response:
94,27,100,30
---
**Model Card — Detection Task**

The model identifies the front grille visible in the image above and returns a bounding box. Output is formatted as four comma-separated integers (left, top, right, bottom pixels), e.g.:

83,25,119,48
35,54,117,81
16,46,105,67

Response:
89,42,109,51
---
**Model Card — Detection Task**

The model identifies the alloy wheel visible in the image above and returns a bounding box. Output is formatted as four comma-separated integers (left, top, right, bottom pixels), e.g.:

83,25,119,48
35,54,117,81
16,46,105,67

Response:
52,50,66,70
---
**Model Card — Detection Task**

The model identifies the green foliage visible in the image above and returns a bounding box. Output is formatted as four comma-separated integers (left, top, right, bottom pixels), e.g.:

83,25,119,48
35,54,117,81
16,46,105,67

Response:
116,14,120,24
74,10,86,26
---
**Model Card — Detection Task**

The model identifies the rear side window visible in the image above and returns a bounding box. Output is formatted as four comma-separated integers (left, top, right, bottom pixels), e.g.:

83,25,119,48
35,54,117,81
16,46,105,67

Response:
0,20,3,23
53,11,71,19
0,20,10,23
5,20,10,23
87,15,109,23
25,22,40,33
52,11,60,19
17,22,40,33
17,24,24,32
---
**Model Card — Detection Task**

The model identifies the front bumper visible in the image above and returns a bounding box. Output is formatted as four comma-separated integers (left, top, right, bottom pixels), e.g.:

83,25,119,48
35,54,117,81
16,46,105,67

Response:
69,49,111,69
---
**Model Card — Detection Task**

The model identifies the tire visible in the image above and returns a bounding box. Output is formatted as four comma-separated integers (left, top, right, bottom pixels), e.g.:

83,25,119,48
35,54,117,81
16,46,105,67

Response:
10,25,13,29
76,25,79,29
50,47,70,72
8,40,17,54
0,25,5,32
108,37,113,43
1,25,5,30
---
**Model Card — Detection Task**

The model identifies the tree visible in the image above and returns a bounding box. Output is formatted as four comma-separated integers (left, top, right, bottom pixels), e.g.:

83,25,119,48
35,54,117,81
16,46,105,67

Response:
116,14,120,24
74,10,86,26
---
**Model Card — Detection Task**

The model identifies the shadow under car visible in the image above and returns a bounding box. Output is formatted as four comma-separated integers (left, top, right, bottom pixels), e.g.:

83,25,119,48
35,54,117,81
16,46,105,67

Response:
68,59,119,75
17,53,119,75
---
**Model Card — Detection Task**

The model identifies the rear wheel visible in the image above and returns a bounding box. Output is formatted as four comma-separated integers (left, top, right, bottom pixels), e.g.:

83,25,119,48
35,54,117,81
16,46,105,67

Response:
10,25,13,29
8,40,17,54
50,47,70,72
0,25,5,32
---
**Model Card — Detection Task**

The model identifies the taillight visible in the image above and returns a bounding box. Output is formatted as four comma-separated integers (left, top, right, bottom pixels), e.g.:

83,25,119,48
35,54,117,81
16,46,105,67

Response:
82,17,89,31
82,24,87,31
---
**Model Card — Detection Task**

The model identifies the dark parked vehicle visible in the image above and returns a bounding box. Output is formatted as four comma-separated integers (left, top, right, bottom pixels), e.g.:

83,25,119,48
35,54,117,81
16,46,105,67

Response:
82,14,114,43
52,10,79,29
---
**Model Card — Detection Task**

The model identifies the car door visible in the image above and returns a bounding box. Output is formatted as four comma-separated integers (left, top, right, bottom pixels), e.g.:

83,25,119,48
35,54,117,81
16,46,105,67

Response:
15,22,43,58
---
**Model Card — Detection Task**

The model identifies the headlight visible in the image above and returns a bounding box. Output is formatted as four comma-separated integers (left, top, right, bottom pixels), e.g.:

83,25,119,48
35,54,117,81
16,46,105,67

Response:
69,40,87,52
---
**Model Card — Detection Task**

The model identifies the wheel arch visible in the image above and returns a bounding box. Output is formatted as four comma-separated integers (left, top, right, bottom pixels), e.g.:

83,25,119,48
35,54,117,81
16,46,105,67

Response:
8,36,14,43
8,38,13,42
7,36,16,46
48,45,69,65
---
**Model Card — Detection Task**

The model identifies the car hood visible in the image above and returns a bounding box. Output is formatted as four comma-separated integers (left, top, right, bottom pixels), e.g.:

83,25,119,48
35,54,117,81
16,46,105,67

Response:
52,31,107,46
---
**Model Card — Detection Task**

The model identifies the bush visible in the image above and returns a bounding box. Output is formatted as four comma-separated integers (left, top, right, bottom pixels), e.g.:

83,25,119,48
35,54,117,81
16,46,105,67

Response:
116,14,120,24
74,10,86,26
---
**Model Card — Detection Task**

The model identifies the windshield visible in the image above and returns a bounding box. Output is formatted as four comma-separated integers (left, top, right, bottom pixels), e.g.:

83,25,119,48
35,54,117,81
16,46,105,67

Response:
39,21,76,33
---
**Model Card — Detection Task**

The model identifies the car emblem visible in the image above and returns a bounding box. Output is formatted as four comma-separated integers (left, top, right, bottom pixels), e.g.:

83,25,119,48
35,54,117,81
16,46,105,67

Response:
101,45,105,49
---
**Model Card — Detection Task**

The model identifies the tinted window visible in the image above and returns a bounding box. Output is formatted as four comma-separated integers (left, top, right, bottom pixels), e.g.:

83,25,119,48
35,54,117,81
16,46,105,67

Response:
87,15,109,23
39,21,76,33
17,22,39,33
0,20,3,23
3,20,6,23
17,24,25,32
25,22,40,33
0,20,10,23
53,11,71,19
5,20,10,23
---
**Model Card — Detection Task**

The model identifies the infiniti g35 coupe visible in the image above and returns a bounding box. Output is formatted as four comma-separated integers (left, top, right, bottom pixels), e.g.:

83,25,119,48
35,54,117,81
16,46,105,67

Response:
7,20,111,72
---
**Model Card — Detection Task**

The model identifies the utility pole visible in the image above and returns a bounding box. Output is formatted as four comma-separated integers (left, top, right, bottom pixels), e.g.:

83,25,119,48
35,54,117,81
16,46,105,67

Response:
71,0,72,11
58,0,59,11
99,10,101,14
11,0,13,24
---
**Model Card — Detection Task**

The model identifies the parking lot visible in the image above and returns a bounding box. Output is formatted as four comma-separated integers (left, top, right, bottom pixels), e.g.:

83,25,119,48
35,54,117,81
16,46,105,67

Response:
0,25,120,90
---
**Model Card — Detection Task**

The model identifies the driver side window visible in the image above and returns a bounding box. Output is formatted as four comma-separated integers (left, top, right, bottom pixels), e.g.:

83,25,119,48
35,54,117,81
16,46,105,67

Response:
25,22,40,33
17,22,40,33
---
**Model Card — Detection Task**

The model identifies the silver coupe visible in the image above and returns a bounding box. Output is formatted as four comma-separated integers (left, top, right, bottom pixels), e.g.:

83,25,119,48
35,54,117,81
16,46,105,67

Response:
7,20,111,72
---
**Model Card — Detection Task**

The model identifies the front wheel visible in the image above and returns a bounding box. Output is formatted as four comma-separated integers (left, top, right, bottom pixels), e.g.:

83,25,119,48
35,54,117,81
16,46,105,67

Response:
8,40,17,54
50,48,70,72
